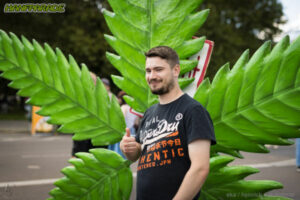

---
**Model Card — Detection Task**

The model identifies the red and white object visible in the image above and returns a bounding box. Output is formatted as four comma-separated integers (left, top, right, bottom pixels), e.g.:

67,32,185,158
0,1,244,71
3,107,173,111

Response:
182,40,214,97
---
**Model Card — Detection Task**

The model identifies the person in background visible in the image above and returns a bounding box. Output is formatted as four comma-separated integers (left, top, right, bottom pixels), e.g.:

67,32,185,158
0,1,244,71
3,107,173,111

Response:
71,73,108,157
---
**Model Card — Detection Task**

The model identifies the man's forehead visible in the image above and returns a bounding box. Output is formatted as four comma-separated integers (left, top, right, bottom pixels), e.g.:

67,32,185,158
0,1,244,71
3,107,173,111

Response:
145,57,169,67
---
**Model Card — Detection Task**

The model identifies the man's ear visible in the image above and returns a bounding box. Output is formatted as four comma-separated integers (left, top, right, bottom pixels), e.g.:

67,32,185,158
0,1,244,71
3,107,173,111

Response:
173,64,180,77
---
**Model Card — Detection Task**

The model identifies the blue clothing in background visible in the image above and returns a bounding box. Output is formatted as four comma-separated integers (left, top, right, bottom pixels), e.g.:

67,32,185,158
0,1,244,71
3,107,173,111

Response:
108,127,136,159
296,138,300,167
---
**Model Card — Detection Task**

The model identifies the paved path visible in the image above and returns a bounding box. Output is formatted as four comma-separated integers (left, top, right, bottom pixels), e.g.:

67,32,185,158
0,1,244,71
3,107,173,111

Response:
0,121,299,199
0,120,30,134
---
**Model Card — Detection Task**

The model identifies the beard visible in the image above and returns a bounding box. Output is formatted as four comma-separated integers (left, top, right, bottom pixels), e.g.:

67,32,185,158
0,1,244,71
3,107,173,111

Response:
149,78,175,95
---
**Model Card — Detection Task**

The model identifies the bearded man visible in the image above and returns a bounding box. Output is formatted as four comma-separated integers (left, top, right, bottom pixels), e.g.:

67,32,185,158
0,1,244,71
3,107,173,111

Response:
120,46,216,200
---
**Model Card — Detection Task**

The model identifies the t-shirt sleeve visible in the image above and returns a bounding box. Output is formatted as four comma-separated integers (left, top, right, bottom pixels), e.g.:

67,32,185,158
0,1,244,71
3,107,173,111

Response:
184,105,216,145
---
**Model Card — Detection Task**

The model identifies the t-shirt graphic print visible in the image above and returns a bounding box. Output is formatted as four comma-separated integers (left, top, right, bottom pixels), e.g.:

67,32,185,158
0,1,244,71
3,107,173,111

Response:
138,113,184,171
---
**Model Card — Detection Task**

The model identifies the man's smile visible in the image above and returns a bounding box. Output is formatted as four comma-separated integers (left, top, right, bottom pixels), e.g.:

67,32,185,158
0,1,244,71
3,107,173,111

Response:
149,79,162,85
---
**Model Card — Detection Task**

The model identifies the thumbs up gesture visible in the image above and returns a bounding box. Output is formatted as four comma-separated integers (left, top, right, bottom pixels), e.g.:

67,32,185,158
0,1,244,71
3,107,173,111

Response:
121,128,136,153
120,128,141,161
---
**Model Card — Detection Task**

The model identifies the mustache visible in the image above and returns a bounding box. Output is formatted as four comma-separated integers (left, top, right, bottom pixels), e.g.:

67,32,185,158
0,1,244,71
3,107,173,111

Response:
148,79,162,84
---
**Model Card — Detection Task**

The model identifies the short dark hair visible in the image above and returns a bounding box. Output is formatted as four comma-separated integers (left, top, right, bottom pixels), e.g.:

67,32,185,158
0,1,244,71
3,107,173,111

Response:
145,46,179,68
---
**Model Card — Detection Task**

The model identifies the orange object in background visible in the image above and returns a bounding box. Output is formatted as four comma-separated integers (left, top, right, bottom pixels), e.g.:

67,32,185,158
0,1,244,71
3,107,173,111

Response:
31,106,53,135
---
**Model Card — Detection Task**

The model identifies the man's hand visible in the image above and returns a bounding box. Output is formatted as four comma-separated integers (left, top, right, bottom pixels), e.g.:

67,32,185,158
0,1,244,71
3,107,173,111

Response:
120,128,141,162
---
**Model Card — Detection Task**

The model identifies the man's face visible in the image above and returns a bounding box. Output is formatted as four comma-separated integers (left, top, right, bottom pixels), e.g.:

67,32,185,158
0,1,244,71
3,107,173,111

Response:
145,57,178,95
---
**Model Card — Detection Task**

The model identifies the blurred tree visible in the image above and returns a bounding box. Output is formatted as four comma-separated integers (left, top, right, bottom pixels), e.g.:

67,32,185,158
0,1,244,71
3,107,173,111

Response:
0,0,118,98
197,0,285,79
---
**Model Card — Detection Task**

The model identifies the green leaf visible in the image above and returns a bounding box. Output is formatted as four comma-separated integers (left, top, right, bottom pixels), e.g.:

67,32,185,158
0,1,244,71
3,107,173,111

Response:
194,35,300,156
104,0,208,112
0,59,15,71
0,31,18,65
0,30,126,146
10,32,29,72
22,36,43,79
180,60,198,75
200,155,292,200
50,149,132,200
179,77,195,89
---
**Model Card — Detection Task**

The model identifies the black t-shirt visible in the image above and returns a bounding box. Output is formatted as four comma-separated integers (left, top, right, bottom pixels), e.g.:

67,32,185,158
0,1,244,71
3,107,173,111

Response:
135,94,216,200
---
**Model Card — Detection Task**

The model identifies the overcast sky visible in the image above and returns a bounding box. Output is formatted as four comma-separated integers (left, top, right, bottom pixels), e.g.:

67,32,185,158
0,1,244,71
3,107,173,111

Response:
276,0,300,41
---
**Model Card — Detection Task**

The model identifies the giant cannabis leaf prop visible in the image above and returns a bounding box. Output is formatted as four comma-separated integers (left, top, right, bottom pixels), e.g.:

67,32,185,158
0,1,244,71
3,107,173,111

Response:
198,35,300,199
0,30,130,199
202,155,291,200
0,0,300,199
0,30,125,146
50,149,132,200
195,36,300,158
104,0,208,112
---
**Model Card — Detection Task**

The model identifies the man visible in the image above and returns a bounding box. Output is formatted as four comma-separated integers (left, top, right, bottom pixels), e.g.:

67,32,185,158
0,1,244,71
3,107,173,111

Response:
120,46,216,200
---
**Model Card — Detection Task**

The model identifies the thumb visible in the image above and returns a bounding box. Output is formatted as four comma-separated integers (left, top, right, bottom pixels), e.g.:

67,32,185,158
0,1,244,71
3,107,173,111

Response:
125,128,131,137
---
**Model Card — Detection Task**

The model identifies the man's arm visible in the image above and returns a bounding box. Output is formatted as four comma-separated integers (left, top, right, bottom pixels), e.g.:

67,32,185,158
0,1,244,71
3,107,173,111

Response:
173,139,211,200
120,128,141,162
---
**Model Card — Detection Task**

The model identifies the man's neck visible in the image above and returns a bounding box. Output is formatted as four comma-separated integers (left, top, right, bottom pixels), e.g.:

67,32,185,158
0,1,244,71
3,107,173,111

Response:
158,86,184,105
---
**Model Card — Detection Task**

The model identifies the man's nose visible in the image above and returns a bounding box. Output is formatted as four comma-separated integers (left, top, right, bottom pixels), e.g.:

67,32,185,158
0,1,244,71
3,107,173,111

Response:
148,71,157,79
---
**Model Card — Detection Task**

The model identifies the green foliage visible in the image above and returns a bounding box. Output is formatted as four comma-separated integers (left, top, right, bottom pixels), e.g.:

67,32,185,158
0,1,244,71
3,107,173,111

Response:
200,155,292,200
103,0,208,112
0,30,125,146
0,0,299,199
48,149,132,200
194,35,300,157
